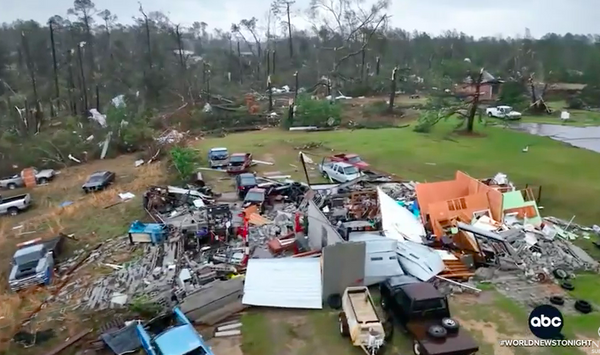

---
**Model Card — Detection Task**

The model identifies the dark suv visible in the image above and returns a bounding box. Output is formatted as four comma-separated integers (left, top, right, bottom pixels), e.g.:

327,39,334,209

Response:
380,275,479,355
243,187,266,213
235,173,257,198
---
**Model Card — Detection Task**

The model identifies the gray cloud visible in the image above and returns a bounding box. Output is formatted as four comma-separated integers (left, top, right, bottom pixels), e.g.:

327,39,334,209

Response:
1,0,599,38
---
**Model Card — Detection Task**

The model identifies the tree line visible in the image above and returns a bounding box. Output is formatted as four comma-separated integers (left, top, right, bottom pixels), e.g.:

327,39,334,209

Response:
1,0,599,170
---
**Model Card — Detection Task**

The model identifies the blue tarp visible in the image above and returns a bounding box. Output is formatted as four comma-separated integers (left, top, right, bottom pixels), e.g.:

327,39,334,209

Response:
397,200,420,219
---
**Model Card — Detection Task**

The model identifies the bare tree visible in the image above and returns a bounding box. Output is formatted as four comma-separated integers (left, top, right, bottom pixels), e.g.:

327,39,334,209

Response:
138,2,153,69
466,68,485,132
308,0,389,99
48,19,60,100
68,0,97,74
271,0,295,59
20,31,41,131
97,9,117,53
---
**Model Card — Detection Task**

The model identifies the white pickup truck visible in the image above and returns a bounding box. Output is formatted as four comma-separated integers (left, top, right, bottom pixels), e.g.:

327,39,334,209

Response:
319,159,363,183
486,105,522,120
0,168,57,190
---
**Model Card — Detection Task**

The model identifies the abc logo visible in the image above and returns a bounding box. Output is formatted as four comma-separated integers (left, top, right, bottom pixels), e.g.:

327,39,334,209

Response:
528,305,564,339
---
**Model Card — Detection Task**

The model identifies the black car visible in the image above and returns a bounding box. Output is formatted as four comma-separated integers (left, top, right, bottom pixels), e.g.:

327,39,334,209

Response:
82,170,115,193
235,173,257,198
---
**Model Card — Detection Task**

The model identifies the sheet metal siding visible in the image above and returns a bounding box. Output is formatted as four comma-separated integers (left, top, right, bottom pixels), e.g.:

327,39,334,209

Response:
242,258,323,309
322,242,366,300
348,232,403,285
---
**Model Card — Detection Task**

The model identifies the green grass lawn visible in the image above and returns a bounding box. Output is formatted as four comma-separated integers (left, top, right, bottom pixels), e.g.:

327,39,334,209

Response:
452,290,596,355
199,120,600,226
519,100,600,126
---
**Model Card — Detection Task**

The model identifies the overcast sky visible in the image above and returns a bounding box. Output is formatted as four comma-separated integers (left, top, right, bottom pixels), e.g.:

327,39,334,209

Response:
1,0,599,38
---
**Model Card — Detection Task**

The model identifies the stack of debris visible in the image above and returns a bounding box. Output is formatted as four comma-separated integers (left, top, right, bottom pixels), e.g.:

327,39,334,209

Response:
54,233,247,310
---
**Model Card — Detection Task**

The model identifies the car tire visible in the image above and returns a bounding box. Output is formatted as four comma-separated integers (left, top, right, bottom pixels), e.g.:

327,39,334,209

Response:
7,183,16,190
383,317,394,341
575,300,593,314
8,207,18,216
560,281,575,291
83,188,89,194
553,268,569,280
427,325,447,339
327,294,342,309
338,312,350,337
487,112,493,117
38,178,48,185
413,340,423,355
441,317,460,333
549,296,565,305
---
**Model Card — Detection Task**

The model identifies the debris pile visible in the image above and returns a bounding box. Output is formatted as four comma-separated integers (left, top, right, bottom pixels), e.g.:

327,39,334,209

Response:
11,149,600,354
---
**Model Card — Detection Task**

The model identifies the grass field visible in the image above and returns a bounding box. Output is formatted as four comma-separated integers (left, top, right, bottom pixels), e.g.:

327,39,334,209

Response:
199,121,600,225
520,100,600,126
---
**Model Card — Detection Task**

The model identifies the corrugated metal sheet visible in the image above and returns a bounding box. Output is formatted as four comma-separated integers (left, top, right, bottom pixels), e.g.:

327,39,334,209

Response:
396,241,445,281
242,258,323,309
348,232,404,286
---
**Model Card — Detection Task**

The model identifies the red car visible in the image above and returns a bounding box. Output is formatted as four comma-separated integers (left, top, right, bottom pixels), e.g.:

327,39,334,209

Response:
227,153,253,174
330,153,370,169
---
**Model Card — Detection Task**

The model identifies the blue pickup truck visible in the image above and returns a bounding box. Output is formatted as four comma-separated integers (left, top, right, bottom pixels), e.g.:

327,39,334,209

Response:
8,236,64,292
136,307,215,355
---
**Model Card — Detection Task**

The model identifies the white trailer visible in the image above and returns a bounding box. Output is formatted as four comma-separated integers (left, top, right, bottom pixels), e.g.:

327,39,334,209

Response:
338,286,392,355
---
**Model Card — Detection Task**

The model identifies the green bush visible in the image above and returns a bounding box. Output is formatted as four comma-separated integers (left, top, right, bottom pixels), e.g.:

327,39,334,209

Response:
169,145,201,181
292,94,342,127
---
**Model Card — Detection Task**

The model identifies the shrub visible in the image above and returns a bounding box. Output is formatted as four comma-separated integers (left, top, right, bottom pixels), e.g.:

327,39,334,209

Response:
169,145,201,181
292,94,341,127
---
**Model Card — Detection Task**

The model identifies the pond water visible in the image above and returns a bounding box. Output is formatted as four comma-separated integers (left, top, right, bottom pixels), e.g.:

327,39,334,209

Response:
512,123,600,153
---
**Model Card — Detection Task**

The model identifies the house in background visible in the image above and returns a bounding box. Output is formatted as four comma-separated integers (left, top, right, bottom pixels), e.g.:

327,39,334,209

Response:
455,70,504,101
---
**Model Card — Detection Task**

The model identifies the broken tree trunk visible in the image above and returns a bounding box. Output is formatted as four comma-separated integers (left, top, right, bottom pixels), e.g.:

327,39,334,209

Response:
360,49,366,81
267,75,273,112
266,49,270,76
95,84,100,111
21,31,41,132
466,69,485,133
286,1,294,59
294,71,299,100
388,67,397,112
66,49,77,115
237,42,243,84
77,43,88,113
49,21,60,100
